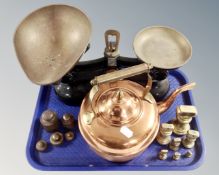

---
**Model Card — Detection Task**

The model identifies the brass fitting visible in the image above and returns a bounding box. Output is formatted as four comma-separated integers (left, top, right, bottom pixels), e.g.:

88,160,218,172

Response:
104,29,120,66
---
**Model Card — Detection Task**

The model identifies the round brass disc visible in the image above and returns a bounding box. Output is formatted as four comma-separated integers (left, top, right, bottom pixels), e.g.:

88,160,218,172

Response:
14,5,92,85
133,26,192,69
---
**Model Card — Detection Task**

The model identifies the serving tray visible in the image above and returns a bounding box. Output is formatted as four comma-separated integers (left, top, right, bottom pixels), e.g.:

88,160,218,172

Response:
26,70,204,171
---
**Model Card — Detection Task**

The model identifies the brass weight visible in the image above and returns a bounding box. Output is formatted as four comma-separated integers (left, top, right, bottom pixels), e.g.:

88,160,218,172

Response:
61,113,74,129
169,137,181,151
156,123,174,145
50,132,64,146
173,152,181,160
182,130,199,149
173,105,197,135
40,110,59,132
158,149,168,160
36,140,47,152
65,131,75,141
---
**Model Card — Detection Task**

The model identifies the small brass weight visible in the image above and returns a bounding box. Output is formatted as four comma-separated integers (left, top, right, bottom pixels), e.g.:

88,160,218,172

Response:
169,137,181,151
158,149,168,160
156,123,174,145
50,132,64,146
182,130,200,149
173,152,181,160
36,140,47,152
61,113,74,129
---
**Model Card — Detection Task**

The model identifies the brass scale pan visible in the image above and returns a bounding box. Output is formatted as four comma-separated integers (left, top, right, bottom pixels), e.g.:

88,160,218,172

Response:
14,5,192,102
14,5,92,85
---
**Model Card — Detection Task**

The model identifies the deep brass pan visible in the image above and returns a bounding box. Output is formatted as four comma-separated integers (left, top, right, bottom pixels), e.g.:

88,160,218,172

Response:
14,5,91,85
133,26,192,69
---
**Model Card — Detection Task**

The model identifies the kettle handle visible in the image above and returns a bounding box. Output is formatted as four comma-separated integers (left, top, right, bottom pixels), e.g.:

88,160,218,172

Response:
90,63,153,85
143,73,153,98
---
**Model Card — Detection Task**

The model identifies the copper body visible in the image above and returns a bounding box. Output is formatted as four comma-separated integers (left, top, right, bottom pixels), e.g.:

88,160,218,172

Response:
14,5,91,85
78,65,195,162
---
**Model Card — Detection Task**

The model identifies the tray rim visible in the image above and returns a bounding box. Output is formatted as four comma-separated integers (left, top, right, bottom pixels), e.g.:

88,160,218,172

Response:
26,69,205,171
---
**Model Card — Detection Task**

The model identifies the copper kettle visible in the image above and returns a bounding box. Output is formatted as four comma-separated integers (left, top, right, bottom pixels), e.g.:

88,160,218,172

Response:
78,63,195,162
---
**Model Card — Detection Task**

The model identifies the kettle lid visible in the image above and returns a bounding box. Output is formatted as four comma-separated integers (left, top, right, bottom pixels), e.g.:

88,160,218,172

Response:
95,88,142,125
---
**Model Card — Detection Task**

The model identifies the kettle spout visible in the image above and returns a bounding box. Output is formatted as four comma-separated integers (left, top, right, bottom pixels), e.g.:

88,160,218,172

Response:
157,82,196,114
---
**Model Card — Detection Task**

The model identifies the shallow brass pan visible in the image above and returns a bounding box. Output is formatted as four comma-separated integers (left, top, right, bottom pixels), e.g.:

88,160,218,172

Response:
14,5,91,85
133,26,192,69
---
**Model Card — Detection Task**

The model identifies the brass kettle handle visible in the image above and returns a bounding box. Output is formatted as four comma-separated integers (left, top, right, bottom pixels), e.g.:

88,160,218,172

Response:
90,63,153,85
143,73,152,98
